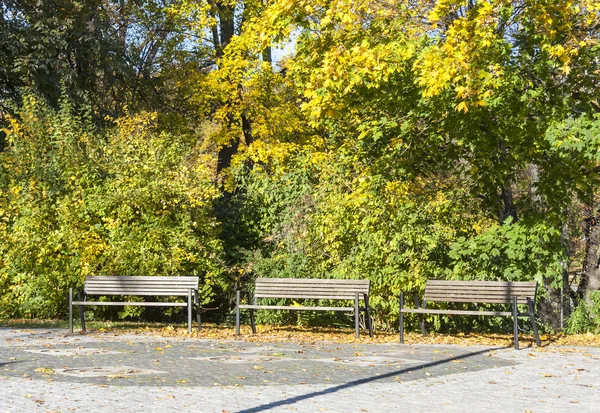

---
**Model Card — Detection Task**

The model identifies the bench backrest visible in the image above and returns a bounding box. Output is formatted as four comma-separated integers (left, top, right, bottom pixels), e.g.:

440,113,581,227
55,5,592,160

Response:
254,278,370,300
424,280,537,305
83,276,199,296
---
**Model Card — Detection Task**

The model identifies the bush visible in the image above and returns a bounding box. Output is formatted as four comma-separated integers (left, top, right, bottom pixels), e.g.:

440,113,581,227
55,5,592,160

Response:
566,291,600,334
0,95,224,318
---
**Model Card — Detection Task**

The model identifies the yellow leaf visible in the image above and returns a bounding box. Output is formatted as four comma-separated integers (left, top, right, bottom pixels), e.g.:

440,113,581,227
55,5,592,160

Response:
455,101,469,113
34,367,55,375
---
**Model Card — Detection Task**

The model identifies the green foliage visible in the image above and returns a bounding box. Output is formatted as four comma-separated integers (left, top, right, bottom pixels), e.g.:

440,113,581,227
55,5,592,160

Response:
448,217,565,287
230,144,486,330
2,1,599,335
566,292,600,334
0,94,223,318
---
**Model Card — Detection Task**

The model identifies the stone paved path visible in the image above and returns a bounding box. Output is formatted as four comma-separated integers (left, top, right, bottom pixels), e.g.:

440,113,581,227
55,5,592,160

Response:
1,327,599,412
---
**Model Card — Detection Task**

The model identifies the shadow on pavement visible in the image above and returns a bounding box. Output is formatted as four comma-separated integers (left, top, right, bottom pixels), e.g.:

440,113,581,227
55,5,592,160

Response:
236,346,508,413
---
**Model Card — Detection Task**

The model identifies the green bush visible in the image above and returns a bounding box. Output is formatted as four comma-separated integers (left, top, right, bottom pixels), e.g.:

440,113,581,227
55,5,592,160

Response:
566,292,600,334
0,95,224,318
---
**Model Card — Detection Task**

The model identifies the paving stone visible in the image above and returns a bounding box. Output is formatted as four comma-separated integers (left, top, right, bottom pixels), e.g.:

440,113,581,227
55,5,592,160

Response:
1,327,599,412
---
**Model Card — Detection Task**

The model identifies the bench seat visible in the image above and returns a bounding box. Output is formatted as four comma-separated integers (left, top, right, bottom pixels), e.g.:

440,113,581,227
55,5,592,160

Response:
236,278,373,338
69,276,201,334
237,304,354,311
399,308,513,317
399,280,541,350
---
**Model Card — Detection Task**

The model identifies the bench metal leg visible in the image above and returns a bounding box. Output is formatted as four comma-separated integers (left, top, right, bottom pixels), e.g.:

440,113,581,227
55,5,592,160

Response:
399,293,404,344
364,293,373,337
250,310,256,334
69,288,73,333
188,289,193,334
355,293,360,339
78,290,86,332
250,295,256,334
414,294,426,337
512,296,519,350
194,291,201,331
235,290,241,335
527,297,541,347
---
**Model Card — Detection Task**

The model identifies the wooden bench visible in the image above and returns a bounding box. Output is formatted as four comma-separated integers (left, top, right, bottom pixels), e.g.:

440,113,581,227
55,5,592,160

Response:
235,278,373,338
69,276,201,334
399,280,541,350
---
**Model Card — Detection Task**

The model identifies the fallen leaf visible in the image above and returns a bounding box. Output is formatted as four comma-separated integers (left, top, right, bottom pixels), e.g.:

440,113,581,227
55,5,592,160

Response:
34,367,55,375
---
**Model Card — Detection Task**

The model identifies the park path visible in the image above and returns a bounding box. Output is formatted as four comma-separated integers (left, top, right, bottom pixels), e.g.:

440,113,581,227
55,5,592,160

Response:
1,328,599,412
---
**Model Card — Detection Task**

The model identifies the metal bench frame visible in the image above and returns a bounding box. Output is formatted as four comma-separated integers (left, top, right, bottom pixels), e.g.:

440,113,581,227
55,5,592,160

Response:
235,278,373,338
399,280,541,350
69,276,201,334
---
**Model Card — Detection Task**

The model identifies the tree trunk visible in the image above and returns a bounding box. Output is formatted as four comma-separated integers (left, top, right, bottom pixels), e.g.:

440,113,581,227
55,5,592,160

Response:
498,183,518,224
213,1,240,178
583,204,600,302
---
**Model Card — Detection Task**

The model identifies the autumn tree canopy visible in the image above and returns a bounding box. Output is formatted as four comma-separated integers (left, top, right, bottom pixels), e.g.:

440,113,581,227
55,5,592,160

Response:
1,0,599,332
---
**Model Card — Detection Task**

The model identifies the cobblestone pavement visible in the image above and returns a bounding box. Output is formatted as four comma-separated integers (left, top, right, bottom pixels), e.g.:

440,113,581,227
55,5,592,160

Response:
1,328,599,413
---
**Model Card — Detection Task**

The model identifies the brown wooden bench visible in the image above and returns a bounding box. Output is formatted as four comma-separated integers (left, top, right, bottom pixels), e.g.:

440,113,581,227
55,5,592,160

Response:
69,276,201,334
235,278,373,338
399,280,541,349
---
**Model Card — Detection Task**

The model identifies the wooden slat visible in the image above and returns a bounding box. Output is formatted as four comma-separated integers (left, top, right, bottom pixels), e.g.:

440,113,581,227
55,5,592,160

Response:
86,283,198,288
71,301,188,307
238,305,354,312
257,278,369,285
400,308,513,316
426,285,535,289
426,280,536,287
85,276,198,281
255,294,362,300
83,291,192,297
425,290,536,297
425,289,536,294
255,291,366,296
256,286,368,292
425,297,527,304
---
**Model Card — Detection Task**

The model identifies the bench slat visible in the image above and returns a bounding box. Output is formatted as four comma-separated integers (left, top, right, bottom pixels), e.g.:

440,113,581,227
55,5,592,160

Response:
71,301,188,307
84,276,198,281
238,305,354,312
256,278,369,285
255,294,363,300
82,291,193,297
400,308,513,316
